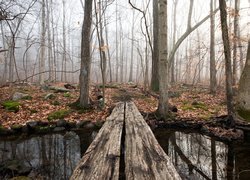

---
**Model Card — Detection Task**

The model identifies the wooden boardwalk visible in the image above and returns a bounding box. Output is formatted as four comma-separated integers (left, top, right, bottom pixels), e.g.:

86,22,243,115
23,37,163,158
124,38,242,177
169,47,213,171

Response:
71,102,181,180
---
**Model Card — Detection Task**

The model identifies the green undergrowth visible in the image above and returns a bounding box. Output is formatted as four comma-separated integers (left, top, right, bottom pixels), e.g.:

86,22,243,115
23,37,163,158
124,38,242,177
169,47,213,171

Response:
68,101,93,114
63,92,71,98
21,95,32,100
51,100,60,106
182,101,208,111
30,109,38,114
2,101,20,113
47,109,70,121
237,108,250,122
98,84,119,89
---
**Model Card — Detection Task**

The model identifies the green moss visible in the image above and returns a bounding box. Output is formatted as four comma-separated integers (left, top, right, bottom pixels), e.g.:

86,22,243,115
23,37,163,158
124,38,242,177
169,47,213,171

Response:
98,84,118,89
193,102,208,111
237,108,250,122
69,101,92,113
182,104,196,111
35,126,52,133
11,124,22,130
21,95,32,100
63,92,71,97
2,101,20,112
200,113,212,120
182,102,208,111
182,100,189,105
47,110,70,121
30,109,38,114
52,101,60,106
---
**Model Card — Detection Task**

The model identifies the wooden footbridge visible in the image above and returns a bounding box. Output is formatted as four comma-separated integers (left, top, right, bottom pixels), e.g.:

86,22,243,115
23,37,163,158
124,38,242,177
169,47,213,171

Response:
71,102,181,180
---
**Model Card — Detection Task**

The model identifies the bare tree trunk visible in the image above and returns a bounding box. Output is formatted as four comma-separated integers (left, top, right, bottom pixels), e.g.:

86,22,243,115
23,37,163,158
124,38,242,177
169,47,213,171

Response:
144,45,149,90
232,0,240,86
62,0,66,82
151,0,159,91
158,0,168,118
94,0,107,106
197,30,201,83
79,0,93,107
219,0,234,117
1,22,7,83
46,0,53,82
120,23,124,83
51,0,57,81
104,15,112,82
115,0,119,82
237,40,250,112
39,0,46,84
210,0,217,94
129,10,135,82
171,0,178,84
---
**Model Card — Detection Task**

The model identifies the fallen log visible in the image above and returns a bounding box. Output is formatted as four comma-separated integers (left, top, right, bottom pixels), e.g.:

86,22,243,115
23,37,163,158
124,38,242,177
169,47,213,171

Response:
125,102,181,180
70,102,124,180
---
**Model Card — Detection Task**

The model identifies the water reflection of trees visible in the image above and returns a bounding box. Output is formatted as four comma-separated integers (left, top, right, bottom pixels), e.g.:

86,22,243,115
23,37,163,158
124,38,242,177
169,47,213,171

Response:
156,131,228,180
0,132,81,179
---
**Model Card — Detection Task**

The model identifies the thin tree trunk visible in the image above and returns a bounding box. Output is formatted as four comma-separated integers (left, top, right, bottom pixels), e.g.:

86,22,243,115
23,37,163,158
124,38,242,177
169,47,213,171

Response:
1,22,7,83
171,0,178,84
62,0,67,82
115,0,119,82
210,0,217,94
144,45,149,90
120,25,124,83
39,0,46,84
151,0,159,91
232,0,240,86
197,30,201,83
46,0,53,82
129,10,135,82
104,16,112,82
94,0,107,106
219,0,234,117
51,0,57,81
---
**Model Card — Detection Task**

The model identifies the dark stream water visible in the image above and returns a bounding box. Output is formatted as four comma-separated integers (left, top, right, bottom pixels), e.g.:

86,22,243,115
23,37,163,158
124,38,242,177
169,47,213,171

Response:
0,128,250,180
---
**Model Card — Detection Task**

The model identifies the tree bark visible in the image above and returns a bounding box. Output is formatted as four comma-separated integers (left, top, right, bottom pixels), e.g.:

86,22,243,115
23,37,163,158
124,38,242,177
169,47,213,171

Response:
158,0,168,119
62,0,67,82
219,0,234,116
210,0,217,94
39,0,46,84
115,0,119,82
170,0,178,84
128,10,135,82
151,0,159,91
237,40,250,111
79,0,93,107
232,0,240,86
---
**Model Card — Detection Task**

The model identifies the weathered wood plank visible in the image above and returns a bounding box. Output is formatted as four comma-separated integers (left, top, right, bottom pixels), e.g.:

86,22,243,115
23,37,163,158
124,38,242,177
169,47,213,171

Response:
70,102,124,180
125,102,181,180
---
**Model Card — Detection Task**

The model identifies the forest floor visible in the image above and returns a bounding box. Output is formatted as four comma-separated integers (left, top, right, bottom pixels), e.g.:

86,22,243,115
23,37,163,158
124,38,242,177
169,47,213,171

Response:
0,82,247,140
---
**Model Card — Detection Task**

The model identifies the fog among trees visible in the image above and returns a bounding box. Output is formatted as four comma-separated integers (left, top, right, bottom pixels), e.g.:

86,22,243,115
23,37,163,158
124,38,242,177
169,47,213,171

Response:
0,0,249,117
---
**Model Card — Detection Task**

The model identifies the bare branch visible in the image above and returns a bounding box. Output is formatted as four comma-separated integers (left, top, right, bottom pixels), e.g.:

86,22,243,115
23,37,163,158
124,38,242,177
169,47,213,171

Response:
128,0,153,54
169,8,219,64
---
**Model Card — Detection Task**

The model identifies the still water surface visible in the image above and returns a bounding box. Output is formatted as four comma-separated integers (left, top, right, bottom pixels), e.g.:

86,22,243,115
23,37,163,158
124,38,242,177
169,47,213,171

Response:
0,128,249,179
